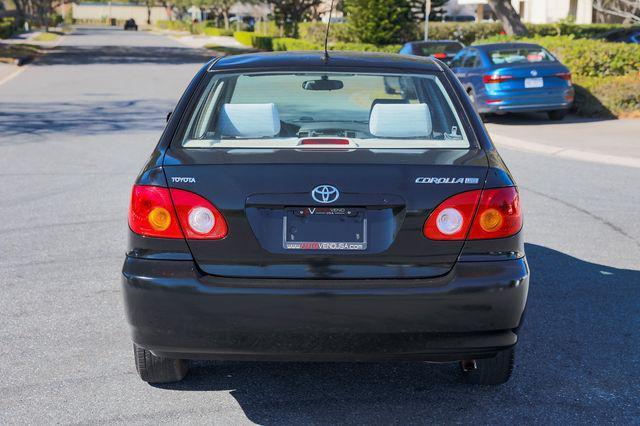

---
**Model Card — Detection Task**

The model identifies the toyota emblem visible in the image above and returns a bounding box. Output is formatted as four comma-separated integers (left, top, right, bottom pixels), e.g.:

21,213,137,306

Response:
311,185,340,204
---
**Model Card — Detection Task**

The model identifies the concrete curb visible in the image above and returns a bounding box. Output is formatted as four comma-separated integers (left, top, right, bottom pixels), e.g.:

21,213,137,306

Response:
492,134,640,169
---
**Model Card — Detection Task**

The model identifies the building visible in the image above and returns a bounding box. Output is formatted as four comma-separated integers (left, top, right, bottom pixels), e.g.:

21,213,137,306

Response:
452,0,606,24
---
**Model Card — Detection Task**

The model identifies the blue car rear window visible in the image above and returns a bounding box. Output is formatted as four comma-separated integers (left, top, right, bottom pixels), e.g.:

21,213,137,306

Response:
488,47,556,65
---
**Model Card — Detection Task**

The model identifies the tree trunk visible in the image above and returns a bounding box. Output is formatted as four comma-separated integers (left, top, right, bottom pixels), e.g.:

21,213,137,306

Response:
487,0,527,36
223,10,229,30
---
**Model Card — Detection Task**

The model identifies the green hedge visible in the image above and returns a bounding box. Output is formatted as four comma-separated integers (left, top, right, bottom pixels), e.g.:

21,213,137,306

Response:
273,37,320,51
413,22,628,45
331,42,401,53
155,20,206,34
203,27,234,37
0,18,15,39
475,35,640,77
298,22,355,43
574,74,640,117
233,31,255,46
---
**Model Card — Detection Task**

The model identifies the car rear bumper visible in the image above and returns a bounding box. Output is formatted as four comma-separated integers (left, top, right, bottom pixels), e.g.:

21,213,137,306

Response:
480,87,574,113
122,256,529,362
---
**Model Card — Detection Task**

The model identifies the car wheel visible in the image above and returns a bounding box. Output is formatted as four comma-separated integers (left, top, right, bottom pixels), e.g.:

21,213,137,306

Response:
460,347,515,385
133,343,188,383
547,110,568,121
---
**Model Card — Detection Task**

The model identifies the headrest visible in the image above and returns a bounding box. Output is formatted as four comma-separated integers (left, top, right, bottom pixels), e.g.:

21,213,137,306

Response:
369,103,432,138
217,103,281,138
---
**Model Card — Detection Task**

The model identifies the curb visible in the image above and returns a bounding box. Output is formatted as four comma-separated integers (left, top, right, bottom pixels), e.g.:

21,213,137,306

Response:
492,134,640,169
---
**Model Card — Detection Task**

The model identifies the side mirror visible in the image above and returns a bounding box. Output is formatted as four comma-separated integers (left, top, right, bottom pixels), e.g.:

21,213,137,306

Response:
166,111,172,123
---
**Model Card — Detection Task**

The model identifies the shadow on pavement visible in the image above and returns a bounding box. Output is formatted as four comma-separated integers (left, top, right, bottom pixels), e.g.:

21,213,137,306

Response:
485,111,613,125
153,243,640,423
33,45,212,66
0,99,172,139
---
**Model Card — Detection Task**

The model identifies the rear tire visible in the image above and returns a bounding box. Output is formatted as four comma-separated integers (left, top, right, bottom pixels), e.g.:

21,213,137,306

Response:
547,110,568,121
133,344,188,383
461,348,515,385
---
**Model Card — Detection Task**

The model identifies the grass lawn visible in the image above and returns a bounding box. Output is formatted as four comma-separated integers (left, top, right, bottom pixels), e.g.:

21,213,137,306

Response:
33,32,61,42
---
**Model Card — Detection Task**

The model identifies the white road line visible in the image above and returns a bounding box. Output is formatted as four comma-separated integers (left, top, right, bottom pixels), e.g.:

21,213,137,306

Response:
491,134,640,169
0,64,27,87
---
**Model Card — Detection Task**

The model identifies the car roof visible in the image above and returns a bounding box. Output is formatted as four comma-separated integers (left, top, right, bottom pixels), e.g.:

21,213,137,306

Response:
211,51,443,72
472,42,544,50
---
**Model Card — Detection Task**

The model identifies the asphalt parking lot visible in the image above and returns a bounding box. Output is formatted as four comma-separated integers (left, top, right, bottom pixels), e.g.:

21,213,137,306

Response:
0,27,638,424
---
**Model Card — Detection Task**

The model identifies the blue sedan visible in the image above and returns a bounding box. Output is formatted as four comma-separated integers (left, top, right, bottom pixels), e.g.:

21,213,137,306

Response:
449,42,574,120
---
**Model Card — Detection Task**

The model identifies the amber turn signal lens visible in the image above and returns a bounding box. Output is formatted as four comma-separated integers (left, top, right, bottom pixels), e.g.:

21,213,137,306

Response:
148,207,171,231
479,208,503,232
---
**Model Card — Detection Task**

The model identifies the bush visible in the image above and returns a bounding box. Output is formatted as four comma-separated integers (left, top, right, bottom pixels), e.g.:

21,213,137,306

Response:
233,31,254,46
298,22,355,44
252,35,274,50
344,0,415,45
272,37,320,51
475,35,640,77
573,74,640,117
421,22,503,45
330,42,401,53
412,22,629,46
203,27,234,37
0,18,15,39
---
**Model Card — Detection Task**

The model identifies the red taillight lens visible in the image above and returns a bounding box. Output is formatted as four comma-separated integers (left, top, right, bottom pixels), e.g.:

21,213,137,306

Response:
300,138,350,145
129,185,183,238
483,74,513,84
423,187,522,241
556,71,572,84
129,185,228,240
170,188,228,240
423,190,482,240
468,187,522,240
433,52,447,59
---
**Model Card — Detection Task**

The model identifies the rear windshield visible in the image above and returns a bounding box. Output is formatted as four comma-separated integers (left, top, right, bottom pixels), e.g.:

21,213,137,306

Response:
181,72,469,149
488,47,556,65
418,43,463,56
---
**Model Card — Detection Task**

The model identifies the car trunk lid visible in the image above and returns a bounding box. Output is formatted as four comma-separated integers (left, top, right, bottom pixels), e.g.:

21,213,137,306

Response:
164,148,488,279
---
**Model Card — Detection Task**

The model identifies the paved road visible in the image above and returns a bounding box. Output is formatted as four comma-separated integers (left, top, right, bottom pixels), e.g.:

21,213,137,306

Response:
1,27,639,424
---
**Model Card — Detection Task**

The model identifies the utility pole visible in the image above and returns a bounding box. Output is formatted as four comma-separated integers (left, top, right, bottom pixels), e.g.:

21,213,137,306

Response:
424,0,431,41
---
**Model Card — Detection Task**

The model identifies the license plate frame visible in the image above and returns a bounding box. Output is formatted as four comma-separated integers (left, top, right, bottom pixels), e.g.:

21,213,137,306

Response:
524,77,544,88
282,207,367,251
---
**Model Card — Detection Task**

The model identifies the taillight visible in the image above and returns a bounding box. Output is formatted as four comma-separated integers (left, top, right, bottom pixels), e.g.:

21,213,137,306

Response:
555,71,572,84
300,138,350,145
423,187,522,240
483,74,513,84
170,188,228,240
129,185,183,238
433,52,447,59
423,190,482,240
468,187,522,240
128,185,228,240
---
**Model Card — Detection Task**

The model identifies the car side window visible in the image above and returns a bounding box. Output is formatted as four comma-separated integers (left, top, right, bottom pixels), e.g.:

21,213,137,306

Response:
463,50,478,68
449,50,467,68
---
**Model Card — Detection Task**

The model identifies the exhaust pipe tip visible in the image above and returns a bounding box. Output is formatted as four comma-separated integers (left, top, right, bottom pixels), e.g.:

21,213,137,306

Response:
460,359,478,372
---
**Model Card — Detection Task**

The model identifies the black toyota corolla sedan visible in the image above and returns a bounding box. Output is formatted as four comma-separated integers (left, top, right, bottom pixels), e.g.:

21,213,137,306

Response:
123,51,528,385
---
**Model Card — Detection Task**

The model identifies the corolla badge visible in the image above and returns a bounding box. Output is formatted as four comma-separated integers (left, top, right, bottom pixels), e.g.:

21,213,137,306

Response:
312,185,340,204
530,70,538,76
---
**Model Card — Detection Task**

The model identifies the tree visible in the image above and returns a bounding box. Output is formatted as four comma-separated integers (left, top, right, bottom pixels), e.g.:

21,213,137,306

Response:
486,0,527,36
344,0,415,45
271,0,323,38
593,0,640,24
12,0,65,30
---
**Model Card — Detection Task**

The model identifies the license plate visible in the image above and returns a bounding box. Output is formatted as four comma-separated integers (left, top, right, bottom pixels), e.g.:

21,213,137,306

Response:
524,77,543,88
283,207,367,251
